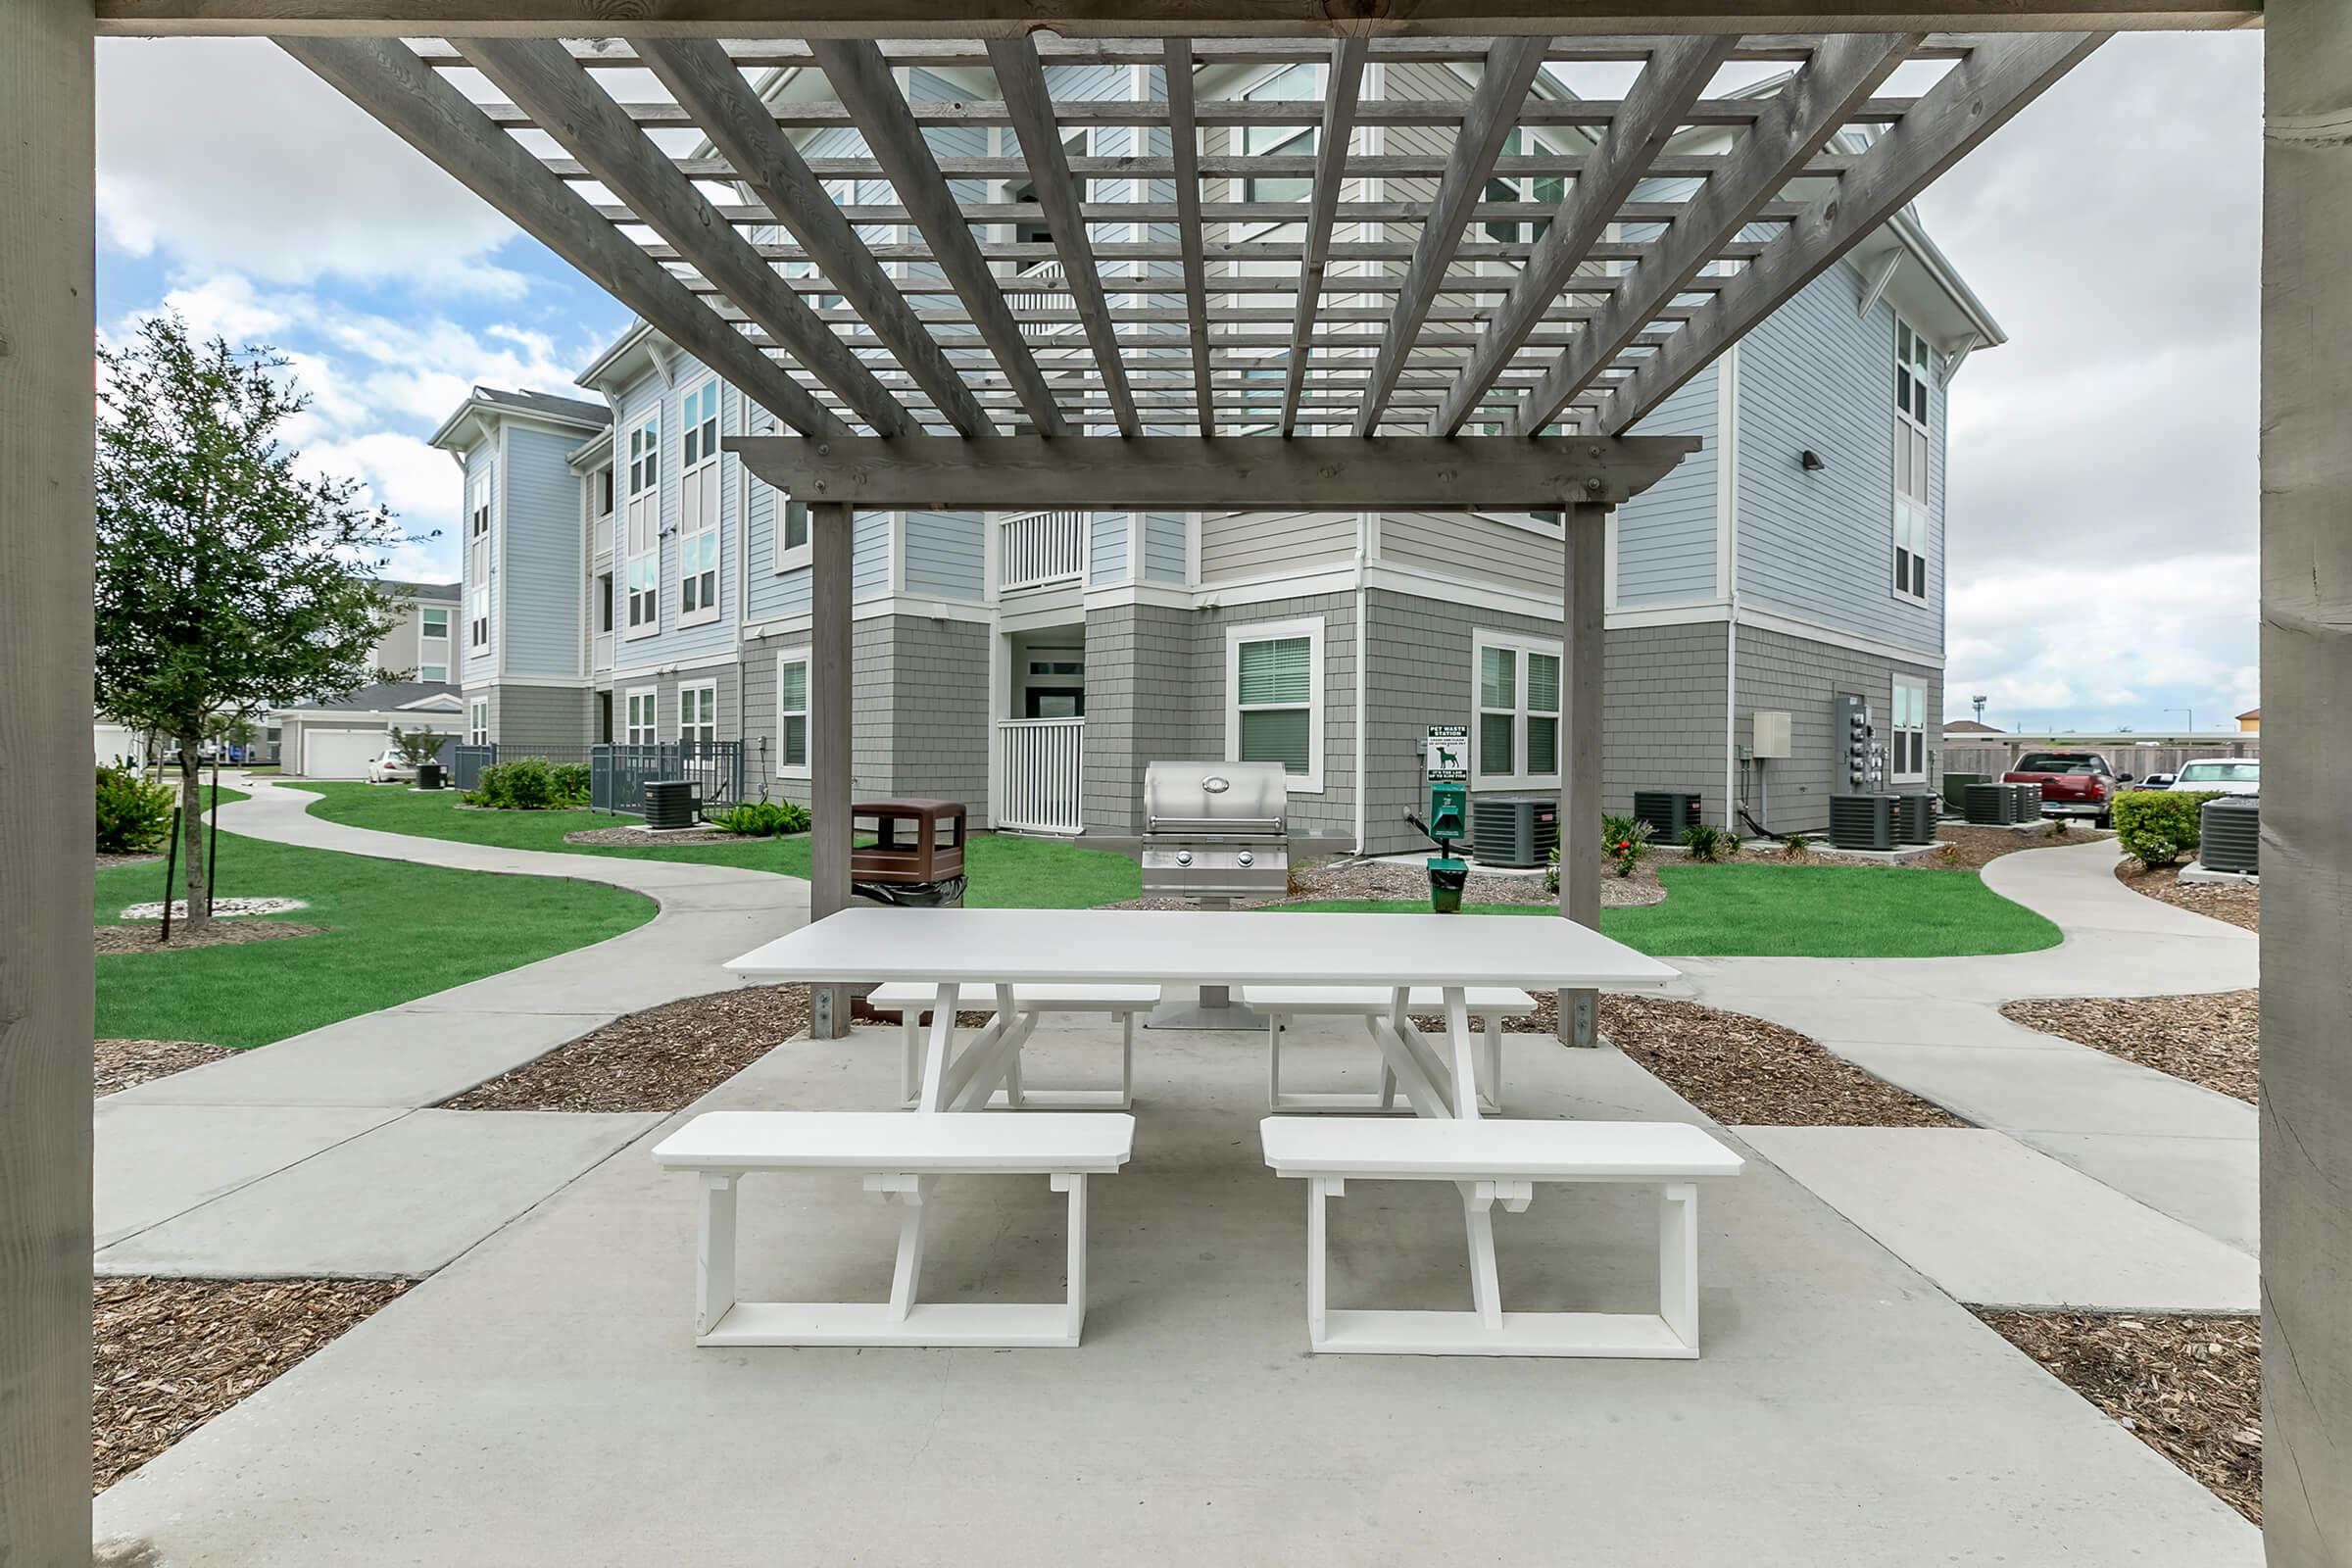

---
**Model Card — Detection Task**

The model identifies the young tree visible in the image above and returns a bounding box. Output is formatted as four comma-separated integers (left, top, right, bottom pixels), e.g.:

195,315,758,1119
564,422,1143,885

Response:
95,315,416,932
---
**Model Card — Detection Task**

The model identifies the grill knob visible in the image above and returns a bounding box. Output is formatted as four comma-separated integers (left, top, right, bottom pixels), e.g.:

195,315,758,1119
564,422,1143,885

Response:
1237,850,1254,867
1175,850,1193,866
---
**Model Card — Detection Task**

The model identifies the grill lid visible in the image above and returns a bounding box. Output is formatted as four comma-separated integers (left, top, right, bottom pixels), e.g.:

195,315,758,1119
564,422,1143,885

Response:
1143,760,1289,833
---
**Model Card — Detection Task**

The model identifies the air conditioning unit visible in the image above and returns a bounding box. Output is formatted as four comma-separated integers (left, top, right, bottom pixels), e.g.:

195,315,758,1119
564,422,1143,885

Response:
2200,795,2260,875
2008,782,2043,820
1633,790,1703,841
1892,791,1938,845
1471,795,1559,868
1964,781,2015,825
1830,793,1896,852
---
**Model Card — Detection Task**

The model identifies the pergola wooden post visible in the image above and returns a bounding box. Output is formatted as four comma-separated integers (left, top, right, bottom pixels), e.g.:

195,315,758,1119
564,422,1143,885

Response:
808,500,856,1038
1557,502,1607,1047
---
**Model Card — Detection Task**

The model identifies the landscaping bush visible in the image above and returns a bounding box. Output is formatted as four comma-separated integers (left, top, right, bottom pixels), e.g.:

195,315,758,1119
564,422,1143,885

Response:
1680,823,1732,862
96,763,175,854
2114,789,2223,868
1602,814,1655,878
550,762,591,806
710,799,811,837
1781,831,1814,859
466,757,564,810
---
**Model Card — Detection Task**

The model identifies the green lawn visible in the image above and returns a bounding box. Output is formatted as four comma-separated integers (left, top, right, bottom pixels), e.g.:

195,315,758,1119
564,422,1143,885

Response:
289,780,1141,908
1278,861,2062,958
96,808,656,1050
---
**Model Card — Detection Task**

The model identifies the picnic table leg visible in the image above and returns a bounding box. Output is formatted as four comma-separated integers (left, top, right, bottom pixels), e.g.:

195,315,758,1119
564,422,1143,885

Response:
1482,1014,1504,1113
1307,1176,1341,1347
884,1174,932,1323
1465,1181,1503,1331
1441,988,1481,1123
1053,1172,1089,1344
696,1173,739,1338
1363,992,1453,1119
1660,1183,1699,1350
915,983,958,1112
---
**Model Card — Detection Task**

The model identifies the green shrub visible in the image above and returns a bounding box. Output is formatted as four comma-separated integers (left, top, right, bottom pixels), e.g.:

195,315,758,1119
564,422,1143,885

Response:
2113,789,2222,868
1680,823,1731,862
1544,843,1559,896
96,764,175,854
711,799,811,837
1602,814,1655,878
550,762,591,806
1781,831,1814,859
466,757,563,810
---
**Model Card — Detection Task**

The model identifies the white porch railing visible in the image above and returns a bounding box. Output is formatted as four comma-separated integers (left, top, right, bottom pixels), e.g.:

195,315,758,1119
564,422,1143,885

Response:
1001,509,1087,590
1005,258,1072,320
997,718,1085,835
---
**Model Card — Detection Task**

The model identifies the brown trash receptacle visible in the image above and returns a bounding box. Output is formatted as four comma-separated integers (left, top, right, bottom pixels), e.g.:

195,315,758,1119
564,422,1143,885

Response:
851,799,967,885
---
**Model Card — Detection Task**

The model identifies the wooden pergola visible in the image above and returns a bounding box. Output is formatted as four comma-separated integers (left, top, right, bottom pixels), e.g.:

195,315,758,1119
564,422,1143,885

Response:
7,2,2341,1563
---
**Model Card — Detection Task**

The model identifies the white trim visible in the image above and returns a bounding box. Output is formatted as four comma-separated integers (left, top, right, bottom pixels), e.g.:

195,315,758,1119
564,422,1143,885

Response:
467,698,489,748
622,685,660,747
1080,581,1195,614
675,374,723,629
1225,613,1326,795
622,401,663,641
741,596,994,645
774,646,811,779
494,423,511,678
1469,627,1564,793
677,679,720,744
1604,599,1945,669
1713,343,1740,601
1888,675,1929,783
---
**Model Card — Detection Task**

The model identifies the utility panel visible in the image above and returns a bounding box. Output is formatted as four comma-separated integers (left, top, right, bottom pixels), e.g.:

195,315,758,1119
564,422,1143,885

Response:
1832,693,1884,795
1751,710,1792,760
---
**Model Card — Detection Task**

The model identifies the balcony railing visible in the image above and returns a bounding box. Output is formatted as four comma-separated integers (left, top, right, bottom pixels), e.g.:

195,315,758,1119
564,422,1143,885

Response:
997,718,1085,836
1005,257,1071,320
1001,509,1086,590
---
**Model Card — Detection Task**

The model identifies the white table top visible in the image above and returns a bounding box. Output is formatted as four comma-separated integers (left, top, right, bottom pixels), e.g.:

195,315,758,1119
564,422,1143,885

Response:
1260,1116,1742,1180
654,1110,1136,1172
724,907,1679,992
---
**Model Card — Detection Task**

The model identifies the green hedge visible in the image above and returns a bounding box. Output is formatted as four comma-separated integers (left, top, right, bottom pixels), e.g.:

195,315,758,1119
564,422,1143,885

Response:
96,764,175,854
2113,789,2224,868
466,757,588,810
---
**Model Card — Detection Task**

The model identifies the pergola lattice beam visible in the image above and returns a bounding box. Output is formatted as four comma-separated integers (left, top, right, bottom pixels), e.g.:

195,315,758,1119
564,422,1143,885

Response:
1164,37,1214,433
1500,28,1920,435
277,33,845,436
1281,37,1370,435
639,36,992,437
1421,32,1733,437
1595,28,2106,434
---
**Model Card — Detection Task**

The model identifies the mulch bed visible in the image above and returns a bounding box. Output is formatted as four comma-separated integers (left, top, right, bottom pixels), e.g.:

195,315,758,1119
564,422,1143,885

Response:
1975,1309,2261,1523
95,1039,235,1096
94,1276,412,1494
94,921,327,956
1094,857,1666,911
2117,860,2260,931
563,824,763,848
2000,991,2258,1102
439,984,809,1113
96,852,164,869
1407,992,1963,1127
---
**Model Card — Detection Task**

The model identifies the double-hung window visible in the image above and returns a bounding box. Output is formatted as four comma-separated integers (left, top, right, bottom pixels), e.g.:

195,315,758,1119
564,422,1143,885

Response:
419,606,450,682
775,650,809,778
678,682,718,747
1472,630,1563,789
1893,318,1933,603
677,380,721,623
624,689,659,747
772,496,810,572
466,470,493,652
1483,128,1564,245
1226,616,1322,792
1889,679,1928,781
467,699,488,747
1238,63,1320,206
623,411,661,636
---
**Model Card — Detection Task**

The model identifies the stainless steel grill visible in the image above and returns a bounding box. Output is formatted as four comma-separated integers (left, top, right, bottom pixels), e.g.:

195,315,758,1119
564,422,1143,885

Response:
1140,760,1291,901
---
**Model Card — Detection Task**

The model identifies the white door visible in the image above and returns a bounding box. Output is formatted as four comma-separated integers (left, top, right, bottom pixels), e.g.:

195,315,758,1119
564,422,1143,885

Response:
302,728,387,779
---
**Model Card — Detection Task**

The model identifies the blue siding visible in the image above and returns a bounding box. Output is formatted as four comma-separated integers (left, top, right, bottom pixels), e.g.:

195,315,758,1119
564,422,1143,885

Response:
904,511,984,599
1090,512,1128,584
1144,513,1187,583
499,426,584,678
1734,261,1942,653
461,441,498,684
854,511,890,599
1613,362,1719,606
610,364,734,671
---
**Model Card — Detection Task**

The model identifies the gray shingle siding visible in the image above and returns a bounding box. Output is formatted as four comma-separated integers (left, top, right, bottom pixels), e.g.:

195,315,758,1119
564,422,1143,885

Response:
1601,622,1731,829
740,618,988,812
494,683,595,752
1732,621,1942,836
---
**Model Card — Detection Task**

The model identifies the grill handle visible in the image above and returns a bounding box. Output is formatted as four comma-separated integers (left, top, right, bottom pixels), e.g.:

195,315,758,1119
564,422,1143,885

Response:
1145,814,1286,836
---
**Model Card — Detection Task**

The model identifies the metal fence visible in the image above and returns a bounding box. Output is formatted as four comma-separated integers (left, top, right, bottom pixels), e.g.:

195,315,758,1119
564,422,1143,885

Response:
447,740,746,817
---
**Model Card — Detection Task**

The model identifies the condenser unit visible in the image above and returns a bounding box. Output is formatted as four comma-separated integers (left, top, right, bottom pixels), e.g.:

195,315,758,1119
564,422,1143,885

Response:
1964,782,2015,825
2200,796,2260,875
1830,793,1897,852
1471,795,1559,868
1633,790,1703,841
1892,792,1938,845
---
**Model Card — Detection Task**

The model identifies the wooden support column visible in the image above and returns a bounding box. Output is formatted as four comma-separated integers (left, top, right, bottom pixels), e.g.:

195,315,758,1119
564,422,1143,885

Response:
1557,503,1606,1047
0,0,97,1547
2262,2,2352,1559
808,500,855,1039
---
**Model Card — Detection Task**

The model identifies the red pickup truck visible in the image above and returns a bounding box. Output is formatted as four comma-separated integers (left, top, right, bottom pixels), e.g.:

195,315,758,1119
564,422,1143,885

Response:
2003,751,2122,828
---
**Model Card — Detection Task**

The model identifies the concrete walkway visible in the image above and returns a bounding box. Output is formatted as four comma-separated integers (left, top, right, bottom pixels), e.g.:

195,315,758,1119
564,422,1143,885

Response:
1678,837,2260,1292
97,778,808,1276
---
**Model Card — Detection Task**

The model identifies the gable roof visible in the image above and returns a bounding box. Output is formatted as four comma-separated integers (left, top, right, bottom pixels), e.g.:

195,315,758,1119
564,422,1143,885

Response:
279,680,464,715
429,384,612,454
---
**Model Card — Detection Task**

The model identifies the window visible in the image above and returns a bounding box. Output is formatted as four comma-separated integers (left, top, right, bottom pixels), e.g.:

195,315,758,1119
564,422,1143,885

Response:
1483,127,1564,245
467,699,488,747
420,607,449,643
624,410,661,636
466,468,493,652
678,380,720,623
1889,678,1928,781
624,689,659,747
1239,63,1320,205
419,663,449,683
1893,318,1933,603
1226,616,1323,792
776,650,809,777
1472,630,1563,789
2179,760,2260,785
597,466,613,516
678,682,717,746
772,494,810,571
597,572,612,634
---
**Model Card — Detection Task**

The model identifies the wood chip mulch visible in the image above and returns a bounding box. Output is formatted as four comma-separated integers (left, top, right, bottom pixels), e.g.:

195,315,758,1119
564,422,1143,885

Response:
1999,991,2258,1103
94,1276,412,1494
1407,992,1964,1127
1094,857,1666,911
563,824,770,848
96,852,165,868
438,984,809,1112
2116,860,2260,931
95,1039,235,1096
94,921,328,956
1975,1309,2260,1523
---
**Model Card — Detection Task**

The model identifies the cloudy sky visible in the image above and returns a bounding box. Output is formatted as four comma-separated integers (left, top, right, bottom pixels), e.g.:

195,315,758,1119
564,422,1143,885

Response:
94,31,2263,734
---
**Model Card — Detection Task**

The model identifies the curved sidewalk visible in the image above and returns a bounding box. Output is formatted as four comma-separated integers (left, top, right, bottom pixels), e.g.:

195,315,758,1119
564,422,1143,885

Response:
1675,837,2259,1254
97,778,809,1277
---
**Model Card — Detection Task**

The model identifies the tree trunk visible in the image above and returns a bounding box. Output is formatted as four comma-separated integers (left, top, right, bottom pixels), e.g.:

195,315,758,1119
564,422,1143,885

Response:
176,730,210,934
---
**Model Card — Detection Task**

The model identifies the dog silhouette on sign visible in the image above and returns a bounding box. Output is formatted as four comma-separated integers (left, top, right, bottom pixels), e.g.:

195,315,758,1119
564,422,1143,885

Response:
1432,742,1464,772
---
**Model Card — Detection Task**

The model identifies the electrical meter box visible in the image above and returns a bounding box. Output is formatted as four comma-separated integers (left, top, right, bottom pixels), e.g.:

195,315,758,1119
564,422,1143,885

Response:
1832,694,1882,795
1751,710,1792,760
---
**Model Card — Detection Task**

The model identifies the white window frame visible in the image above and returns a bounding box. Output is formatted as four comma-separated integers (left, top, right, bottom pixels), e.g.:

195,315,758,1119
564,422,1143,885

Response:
623,687,660,747
1469,628,1564,792
677,680,718,745
771,493,811,574
419,663,449,684
1224,614,1324,794
774,647,810,779
466,468,494,653
467,699,488,748
1889,677,1928,782
1892,316,1933,606
623,409,662,640
676,377,722,627
420,606,450,645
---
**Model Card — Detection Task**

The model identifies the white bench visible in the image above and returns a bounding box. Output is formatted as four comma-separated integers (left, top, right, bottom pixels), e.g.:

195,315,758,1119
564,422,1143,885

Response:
1242,986,1538,1115
1259,1116,1742,1358
868,982,1158,1109
653,1110,1135,1348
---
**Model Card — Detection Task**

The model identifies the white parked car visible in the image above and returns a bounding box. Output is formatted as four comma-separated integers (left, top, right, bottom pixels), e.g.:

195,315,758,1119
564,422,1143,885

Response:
366,749,417,784
2169,759,2260,796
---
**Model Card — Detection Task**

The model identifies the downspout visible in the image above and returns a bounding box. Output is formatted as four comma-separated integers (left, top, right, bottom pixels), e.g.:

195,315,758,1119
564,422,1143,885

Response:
1718,345,1742,832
